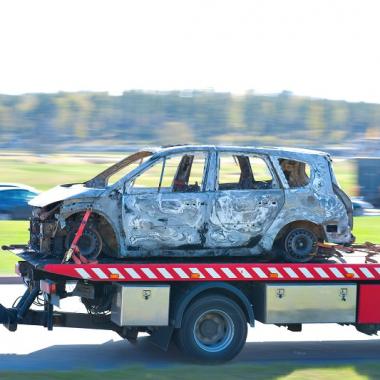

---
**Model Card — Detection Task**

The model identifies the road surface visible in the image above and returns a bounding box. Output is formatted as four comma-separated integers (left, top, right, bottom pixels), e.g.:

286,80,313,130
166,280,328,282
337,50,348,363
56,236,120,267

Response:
0,284,379,371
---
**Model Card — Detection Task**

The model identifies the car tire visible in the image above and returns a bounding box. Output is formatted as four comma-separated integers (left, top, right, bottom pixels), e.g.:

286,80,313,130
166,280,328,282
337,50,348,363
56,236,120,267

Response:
64,223,103,260
283,228,317,263
174,295,247,363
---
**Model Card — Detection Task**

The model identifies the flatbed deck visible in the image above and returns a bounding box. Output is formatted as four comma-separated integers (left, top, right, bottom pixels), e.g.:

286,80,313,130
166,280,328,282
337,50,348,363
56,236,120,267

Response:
13,248,380,282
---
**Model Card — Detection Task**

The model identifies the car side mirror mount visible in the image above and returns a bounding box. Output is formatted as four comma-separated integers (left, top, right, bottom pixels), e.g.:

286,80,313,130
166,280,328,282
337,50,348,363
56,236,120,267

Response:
124,181,134,194
109,188,122,200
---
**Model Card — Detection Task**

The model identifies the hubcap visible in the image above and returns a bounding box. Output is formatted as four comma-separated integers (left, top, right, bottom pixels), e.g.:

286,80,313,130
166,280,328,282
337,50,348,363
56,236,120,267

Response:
193,309,234,352
285,229,316,261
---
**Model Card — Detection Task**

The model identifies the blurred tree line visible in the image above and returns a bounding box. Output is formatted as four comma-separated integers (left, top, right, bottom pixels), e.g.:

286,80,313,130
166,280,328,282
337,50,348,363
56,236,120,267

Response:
0,90,379,152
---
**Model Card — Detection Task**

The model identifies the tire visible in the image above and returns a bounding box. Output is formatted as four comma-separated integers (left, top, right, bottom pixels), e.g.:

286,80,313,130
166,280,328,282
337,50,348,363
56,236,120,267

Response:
174,295,247,363
64,223,103,260
283,228,317,263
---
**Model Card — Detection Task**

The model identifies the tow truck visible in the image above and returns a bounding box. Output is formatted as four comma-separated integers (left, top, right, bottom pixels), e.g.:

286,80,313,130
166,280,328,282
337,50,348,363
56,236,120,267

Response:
1,239,380,362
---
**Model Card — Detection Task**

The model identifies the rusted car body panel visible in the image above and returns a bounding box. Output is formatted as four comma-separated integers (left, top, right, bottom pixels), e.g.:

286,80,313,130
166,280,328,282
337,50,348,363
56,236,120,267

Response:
29,145,353,258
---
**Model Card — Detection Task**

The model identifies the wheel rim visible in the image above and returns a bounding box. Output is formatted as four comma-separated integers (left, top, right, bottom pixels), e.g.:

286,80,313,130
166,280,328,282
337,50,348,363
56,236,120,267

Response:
65,228,102,258
193,309,234,353
285,229,316,260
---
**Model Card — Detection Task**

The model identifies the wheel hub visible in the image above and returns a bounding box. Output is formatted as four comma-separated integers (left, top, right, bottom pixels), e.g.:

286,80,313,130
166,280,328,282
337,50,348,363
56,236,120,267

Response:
290,234,312,255
284,228,317,263
65,224,102,259
199,318,219,337
193,309,234,352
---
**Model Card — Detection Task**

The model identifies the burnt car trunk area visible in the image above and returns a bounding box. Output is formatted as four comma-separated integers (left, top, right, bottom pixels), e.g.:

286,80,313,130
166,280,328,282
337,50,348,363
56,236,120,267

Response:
333,183,353,229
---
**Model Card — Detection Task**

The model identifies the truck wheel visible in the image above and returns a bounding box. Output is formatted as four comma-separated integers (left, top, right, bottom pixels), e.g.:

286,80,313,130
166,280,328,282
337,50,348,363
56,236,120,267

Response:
283,228,317,263
175,295,247,363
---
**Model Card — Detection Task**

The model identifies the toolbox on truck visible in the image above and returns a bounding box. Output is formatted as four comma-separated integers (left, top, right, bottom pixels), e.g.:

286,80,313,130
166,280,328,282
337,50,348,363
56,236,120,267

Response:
253,283,357,324
111,284,170,326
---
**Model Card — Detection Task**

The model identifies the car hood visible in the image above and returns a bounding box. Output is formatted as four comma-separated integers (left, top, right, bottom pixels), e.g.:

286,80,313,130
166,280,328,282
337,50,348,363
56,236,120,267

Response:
28,184,105,207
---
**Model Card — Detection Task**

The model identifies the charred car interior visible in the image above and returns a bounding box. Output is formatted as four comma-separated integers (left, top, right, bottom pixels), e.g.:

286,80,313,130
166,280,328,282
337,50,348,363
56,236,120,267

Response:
28,145,354,263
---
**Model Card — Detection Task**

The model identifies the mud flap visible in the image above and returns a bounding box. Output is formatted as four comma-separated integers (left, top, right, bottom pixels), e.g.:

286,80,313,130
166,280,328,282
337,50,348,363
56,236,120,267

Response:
148,326,174,351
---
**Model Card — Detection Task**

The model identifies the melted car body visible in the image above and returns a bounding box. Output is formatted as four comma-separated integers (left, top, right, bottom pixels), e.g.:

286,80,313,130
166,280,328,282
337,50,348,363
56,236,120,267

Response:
29,145,354,262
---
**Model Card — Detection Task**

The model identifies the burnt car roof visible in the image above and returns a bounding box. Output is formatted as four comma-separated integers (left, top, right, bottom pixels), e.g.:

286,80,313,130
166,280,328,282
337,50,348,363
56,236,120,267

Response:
83,145,328,189
153,145,328,158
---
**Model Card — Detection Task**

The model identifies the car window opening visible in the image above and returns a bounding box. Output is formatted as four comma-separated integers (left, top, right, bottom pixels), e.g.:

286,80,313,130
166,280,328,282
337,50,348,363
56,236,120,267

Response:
279,159,310,187
131,153,206,193
85,150,154,188
219,154,274,190
172,155,203,192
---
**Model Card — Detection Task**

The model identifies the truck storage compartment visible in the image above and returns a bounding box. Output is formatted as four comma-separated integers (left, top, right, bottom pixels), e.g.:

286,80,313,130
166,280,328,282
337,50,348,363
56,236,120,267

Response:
253,283,357,323
111,284,170,326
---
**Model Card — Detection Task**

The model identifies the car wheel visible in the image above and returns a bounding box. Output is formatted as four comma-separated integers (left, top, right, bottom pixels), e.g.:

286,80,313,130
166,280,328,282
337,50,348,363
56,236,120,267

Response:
174,295,247,363
283,228,317,263
64,223,103,260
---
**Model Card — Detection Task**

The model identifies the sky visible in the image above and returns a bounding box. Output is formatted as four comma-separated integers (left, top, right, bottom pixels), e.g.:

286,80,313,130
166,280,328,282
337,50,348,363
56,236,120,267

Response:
0,0,379,103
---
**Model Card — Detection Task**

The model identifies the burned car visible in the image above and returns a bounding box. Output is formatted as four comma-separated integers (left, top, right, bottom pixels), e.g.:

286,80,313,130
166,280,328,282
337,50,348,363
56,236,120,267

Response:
29,145,354,262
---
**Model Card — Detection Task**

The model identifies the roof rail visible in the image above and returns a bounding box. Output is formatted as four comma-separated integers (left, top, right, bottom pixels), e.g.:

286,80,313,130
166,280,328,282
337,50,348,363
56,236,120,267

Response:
160,144,191,148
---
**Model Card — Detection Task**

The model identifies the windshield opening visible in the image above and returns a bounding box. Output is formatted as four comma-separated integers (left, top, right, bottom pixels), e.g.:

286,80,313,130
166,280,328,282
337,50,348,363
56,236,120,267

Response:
108,156,151,185
85,150,154,188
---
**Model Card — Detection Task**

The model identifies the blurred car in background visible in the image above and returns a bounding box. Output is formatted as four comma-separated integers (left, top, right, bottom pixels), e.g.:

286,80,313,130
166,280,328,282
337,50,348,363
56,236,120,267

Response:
0,183,39,192
356,158,380,208
351,197,380,216
0,184,39,220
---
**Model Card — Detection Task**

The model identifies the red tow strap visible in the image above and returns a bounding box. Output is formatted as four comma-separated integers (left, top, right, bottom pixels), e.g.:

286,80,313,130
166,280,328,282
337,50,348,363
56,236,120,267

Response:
62,209,97,264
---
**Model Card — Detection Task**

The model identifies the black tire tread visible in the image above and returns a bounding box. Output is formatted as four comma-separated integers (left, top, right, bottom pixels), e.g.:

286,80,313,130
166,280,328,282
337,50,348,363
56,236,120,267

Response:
174,294,247,363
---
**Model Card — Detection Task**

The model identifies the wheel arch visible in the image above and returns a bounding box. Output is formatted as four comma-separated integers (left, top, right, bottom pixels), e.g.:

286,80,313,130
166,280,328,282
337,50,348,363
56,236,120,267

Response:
171,282,255,328
61,208,120,257
274,219,326,245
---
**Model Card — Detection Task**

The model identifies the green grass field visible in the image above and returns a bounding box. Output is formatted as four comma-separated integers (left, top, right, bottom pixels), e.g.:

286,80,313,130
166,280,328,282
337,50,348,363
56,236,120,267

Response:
1,158,111,191
0,362,378,380
0,221,29,274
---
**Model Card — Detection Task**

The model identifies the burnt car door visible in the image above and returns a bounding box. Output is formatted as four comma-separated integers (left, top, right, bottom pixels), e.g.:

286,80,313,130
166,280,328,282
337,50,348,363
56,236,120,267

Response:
206,152,285,248
123,151,210,250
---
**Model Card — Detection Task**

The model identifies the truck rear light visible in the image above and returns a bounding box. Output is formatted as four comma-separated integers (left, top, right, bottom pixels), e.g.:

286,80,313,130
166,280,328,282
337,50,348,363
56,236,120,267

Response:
109,273,119,280
40,280,57,294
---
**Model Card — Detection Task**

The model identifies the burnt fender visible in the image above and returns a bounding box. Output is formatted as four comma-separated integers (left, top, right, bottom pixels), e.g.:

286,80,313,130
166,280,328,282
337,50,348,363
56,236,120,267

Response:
171,282,255,328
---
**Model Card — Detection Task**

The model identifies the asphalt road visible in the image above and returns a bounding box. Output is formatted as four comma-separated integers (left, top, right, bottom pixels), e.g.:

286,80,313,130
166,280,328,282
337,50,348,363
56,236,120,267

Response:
0,284,380,371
